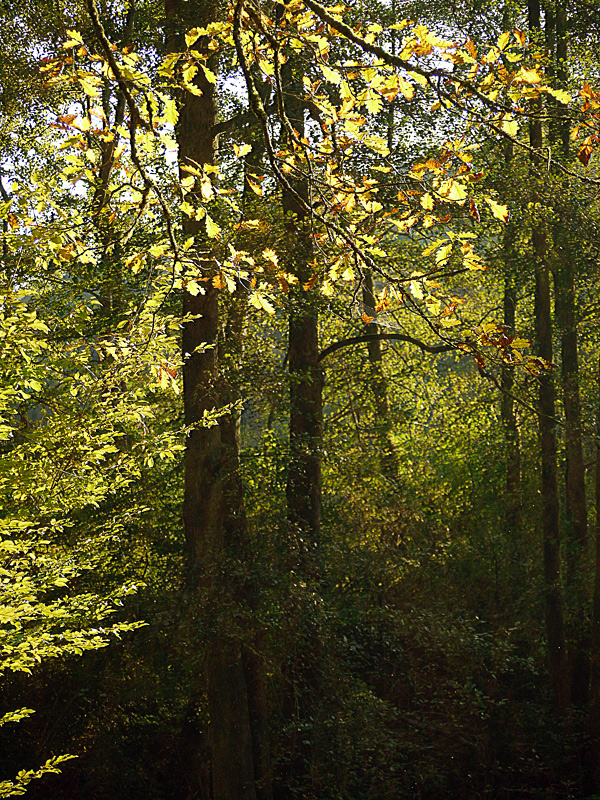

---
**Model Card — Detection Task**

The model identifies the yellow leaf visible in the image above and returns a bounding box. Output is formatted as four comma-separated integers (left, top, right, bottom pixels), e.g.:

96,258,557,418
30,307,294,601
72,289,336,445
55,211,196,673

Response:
63,29,84,48
435,242,452,263
497,31,511,51
501,116,519,136
200,64,217,84
186,83,203,97
362,134,389,156
262,248,279,267
484,196,509,222
408,71,428,88
74,116,91,132
236,219,264,231
514,67,542,84
438,179,467,202
125,253,146,274
182,62,198,84
249,291,275,314
544,86,572,104
343,193,356,212
185,27,204,47
398,77,414,100
163,97,178,125
361,89,383,115
321,64,341,84
200,175,215,201
181,175,196,192
483,46,500,63
410,280,424,300
321,280,335,297
282,271,299,286
181,164,201,176
149,243,169,257
340,80,354,101
233,143,252,157
162,134,178,151
303,274,319,290
187,280,203,296
421,193,434,210
80,76,101,98
181,201,195,216
246,176,263,196
205,214,221,238
342,265,355,281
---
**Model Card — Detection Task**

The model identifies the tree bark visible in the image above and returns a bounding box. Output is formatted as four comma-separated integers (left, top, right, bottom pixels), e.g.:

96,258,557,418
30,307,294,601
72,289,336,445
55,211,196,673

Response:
165,2,258,798
500,137,523,569
361,270,399,480
501,273,523,567
587,358,600,787
548,0,589,706
529,0,569,714
281,50,323,569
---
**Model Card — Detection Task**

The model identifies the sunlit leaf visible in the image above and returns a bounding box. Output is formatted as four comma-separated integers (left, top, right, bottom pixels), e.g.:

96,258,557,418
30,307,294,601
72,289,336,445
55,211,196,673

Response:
484,196,509,221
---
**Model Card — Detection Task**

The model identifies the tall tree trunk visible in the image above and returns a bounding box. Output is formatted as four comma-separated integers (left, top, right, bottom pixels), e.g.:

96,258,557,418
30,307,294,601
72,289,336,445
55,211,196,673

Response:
281,54,323,570
361,270,399,480
529,0,569,713
587,358,600,787
500,137,522,570
550,0,589,707
501,272,523,565
278,39,325,798
165,2,258,798
93,2,135,321
554,240,589,705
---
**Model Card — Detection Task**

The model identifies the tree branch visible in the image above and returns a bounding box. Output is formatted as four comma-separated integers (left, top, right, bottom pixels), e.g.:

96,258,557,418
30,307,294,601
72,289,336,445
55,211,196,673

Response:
318,333,456,363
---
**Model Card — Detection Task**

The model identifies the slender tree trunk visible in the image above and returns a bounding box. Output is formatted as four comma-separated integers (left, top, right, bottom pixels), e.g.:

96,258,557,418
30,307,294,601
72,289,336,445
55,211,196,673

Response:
281,55,323,569
165,2,258,798
221,289,272,800
501,274,523,563
93,2,136,320
500,138,522,567
554,242,589,705
588,359,600,787
277,41,325,798
555,266,588,568
547,0,589,706
361,270,399,479
529,0,569,713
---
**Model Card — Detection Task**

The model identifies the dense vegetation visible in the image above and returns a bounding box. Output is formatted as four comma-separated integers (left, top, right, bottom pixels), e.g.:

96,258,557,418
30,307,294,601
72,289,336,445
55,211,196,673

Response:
1,0,600,797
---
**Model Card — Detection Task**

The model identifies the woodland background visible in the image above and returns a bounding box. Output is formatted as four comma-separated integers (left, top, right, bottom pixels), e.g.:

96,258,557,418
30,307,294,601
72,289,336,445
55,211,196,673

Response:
1,0,600,798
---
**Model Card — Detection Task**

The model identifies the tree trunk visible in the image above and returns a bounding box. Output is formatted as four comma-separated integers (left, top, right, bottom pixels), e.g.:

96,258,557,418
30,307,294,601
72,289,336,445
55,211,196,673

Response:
281,53,323,569
361,270,399,480
548,0,589,706
501,273,523,567
500,137,522,569
587,358,600,787
529,0,569,714
165,2,258,798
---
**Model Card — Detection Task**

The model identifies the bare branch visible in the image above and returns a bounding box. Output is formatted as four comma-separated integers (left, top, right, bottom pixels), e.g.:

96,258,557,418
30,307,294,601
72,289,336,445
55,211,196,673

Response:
318,332,456,362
